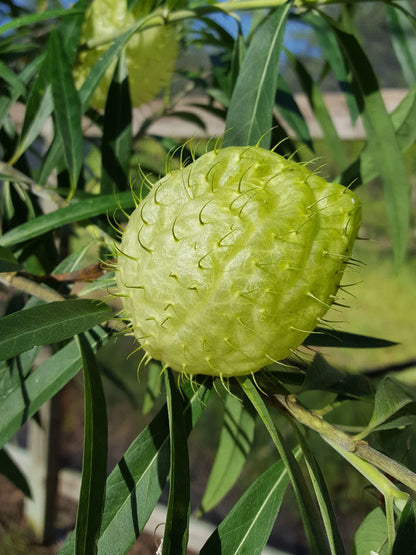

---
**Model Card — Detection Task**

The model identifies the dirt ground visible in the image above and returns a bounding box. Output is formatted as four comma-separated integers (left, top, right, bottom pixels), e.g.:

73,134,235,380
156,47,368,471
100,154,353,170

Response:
0,473,173,555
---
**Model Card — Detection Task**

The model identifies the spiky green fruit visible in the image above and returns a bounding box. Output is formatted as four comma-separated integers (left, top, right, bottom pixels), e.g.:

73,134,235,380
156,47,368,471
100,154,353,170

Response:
73,0,178,110
117,146,361,377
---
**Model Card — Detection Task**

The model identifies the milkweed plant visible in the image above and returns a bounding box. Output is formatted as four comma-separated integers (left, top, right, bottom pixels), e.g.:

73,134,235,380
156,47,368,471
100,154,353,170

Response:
0,0,415,554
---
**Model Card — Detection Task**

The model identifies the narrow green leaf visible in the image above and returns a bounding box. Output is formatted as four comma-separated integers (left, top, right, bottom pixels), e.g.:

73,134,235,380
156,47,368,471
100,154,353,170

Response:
58,0,87,65
59,379,211,555
101,52,132,194
0,448,31,498
0,327,108,449
392,499,416,554
275,73,313,151
386,2,416,87
48,31,83,198
0,62,26,99
38,132,67,187
143,360,162,414
286,49,348,170
163,370,190,555
355,377,414,440
306,328,397,349
353,507,388,555
199,393,255,514
340,85,416,187
305,11,359,123
0,8,82,35
11,58,52,163
75,334,108,555
200,457,294,555
0,245,22,272
53,243,94,274
239,376,329,555
0,55,43,130
0,299,111,361
230,23,244,94
0,346,39,402
293,425,345,555
39,17,149,186
322,13,410,265
224,2,292,148
0,191,136,247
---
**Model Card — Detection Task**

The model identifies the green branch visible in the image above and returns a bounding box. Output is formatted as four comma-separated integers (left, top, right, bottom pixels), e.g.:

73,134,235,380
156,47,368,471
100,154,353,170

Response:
272,393,416,494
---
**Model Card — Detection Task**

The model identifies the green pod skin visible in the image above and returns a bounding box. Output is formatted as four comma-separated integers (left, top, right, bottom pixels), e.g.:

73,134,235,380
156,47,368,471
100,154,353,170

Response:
117,146,361,377
73,0,178,110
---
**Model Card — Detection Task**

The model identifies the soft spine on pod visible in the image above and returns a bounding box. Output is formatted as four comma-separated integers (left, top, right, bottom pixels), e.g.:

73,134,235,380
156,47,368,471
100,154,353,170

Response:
116,146,362,377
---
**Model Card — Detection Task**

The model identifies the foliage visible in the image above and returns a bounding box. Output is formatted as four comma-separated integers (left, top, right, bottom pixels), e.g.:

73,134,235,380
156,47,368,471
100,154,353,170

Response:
0,0,415,553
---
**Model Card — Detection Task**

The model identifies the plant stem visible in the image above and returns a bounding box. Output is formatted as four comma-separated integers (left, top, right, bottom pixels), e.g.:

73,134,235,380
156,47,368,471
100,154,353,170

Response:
272,393,416,493
0,273,66,302
85,0,377,49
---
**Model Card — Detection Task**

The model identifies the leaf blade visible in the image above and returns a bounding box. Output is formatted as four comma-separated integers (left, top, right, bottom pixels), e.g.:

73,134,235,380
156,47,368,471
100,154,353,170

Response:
75,334,108,555
0,328,108,449
224,2,292,148
0,299,111,361
0,192,136,247
322,13,410,265
199,392,255,514
239,376,329,555
200,457,294,555
48,31,83,198
163,370,190,555
101,52,132,194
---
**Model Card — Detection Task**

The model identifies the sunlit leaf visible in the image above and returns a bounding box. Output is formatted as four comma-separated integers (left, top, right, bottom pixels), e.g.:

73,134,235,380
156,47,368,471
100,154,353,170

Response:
0,192,136,247
294,424,345,555
340,85,416,187
386,1,416,87
59,379,211,554
353,507,388,555
355,377,415,440
305,11,359,123
285,49,347,170
48,31,83,198
200,456,294,554
224,2,292,148
0,299,111,361
322,13,410,265
239,376,329,555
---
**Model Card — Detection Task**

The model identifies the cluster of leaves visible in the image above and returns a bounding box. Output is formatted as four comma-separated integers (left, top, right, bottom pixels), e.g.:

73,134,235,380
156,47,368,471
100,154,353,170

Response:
0,0,416,554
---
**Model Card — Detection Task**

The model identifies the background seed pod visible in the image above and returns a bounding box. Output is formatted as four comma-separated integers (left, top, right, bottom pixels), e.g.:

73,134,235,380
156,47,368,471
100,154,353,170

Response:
73,0,178,109
117,146,362,377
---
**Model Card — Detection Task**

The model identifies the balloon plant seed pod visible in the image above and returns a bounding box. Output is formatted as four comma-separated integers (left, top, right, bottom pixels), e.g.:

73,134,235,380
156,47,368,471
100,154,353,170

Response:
73,0,178,110
116,145,361,378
